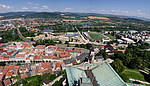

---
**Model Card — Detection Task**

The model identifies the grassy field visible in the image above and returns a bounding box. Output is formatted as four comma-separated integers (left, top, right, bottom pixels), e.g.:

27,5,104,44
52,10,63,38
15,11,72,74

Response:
89,33,105,40
106,34,116,40
122,68,146,81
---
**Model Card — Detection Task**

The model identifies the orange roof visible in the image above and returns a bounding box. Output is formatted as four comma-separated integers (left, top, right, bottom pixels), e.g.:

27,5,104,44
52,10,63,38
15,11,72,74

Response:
43,56,53,59
21,44,28,47
25,45,33,48
59,52,70,58
15,54,25,58
35,52,43,55
35,45,45,49
6,72,13,77
22,49,32,52
52,56,60,60
14,66,19,75
99,46,104,48
117,49,126,52
21,66,28,70
34,56,41,60
41,62,50,69
112,46,117,49
0,47,6,49
56,47,64,51
3,79,11,86
5,65,14,70
56,62,64,68
3,57,10,60
48,46,57,49
8,45,17,47
21,74,28,79
26,57,30,60
73,48,82,53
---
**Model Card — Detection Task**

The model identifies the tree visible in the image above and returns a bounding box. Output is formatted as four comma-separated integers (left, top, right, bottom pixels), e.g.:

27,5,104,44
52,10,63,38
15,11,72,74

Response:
114,51,125,60
86,43,92,49
111,59,125,74
122,53,132,66
75,44,79,47
65,41,69,44
0,62,6,66
129,58,142,69
120,73,129,82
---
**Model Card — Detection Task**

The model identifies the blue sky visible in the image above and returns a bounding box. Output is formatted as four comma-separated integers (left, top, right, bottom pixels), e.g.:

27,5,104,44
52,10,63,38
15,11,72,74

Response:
0,0,150,18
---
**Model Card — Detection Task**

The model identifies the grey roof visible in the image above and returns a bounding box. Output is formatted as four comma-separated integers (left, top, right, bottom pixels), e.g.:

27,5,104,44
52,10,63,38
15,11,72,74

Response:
94,56,103,60
63,57,76,64
76,53,89,61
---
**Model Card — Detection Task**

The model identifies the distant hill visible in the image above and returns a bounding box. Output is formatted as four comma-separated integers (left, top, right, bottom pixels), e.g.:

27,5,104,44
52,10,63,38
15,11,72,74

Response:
0,11,150,21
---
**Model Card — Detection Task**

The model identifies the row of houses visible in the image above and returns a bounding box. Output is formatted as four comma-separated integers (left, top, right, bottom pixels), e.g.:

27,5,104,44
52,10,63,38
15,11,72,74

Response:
0,61,65,86
0,42,89,63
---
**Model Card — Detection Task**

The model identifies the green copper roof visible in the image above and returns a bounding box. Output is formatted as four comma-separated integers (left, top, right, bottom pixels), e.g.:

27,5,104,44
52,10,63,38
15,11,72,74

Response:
66,62,145,86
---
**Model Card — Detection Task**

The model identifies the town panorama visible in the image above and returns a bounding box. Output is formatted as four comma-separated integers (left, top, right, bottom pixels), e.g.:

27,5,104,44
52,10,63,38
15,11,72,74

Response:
0,0,150,86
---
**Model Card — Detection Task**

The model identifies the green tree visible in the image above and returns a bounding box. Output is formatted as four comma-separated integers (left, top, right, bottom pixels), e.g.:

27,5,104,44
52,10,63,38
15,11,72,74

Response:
129,58,142,69
111,59,125,74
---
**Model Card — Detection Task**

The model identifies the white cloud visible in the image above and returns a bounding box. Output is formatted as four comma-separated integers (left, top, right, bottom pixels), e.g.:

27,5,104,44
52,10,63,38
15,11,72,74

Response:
0,4,14,13
0,4,13,9
21,7,28,10
27,2,33,5
42,6,48,9
88,9,147,18
64,8,73,11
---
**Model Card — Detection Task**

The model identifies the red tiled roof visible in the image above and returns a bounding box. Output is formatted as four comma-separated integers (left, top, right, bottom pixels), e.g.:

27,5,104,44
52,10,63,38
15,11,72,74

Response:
59,52,70,58
3,57,10,60
8,45,17,47
5,72,13,77
3,79,11,86
21,74,28,79
99,46,104,48
33,56,41,60
117,49,126,53
22,49,33,52
26,57,30,60
43,56,53,59
21,66,28,70
14,66,19,75
41,62,50,69
5,65,14,70
0,74,4,81
15,54,25,58
0,47,6,49
35,52,43,55
48,46,57,49
74,48,82,53
21,44,28,47
35,45,45,49
56,62,64,68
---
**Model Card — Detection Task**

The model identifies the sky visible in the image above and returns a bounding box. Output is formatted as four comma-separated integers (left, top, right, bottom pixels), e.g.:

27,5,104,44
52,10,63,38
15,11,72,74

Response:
0,0,150,19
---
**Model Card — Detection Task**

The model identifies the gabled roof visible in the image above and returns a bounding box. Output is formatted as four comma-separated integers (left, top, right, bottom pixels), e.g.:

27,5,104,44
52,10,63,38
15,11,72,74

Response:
15,54,25,58
35,45,45,49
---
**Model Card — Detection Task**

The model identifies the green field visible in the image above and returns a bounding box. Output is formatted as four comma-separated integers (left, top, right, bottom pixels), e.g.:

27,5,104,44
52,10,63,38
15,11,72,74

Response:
89,33,105,40
122,68,146,81
106,34,116,40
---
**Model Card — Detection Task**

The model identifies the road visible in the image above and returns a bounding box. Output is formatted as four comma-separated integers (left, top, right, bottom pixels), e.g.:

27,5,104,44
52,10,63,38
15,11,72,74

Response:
129,78,150,85
49,75,63,86
16,26,31,42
